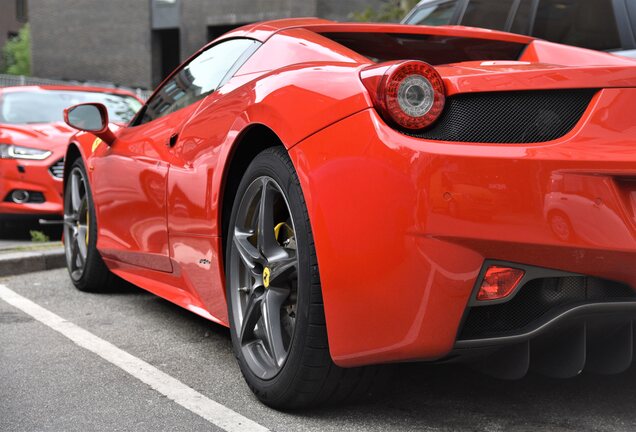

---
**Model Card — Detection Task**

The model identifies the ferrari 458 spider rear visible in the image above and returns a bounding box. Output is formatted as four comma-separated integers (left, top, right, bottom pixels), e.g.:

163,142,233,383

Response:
62,19,636,408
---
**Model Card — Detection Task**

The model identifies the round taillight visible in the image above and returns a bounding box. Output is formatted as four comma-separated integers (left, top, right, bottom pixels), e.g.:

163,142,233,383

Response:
382,61,445,130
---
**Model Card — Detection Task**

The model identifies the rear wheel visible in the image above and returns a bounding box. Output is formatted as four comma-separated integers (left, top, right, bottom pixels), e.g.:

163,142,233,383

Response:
63,158,116,292
226,147,386,409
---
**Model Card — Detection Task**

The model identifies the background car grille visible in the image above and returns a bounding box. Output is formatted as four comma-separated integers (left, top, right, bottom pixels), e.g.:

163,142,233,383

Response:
49,158,64,179
458,276,636,340
405,89,597,144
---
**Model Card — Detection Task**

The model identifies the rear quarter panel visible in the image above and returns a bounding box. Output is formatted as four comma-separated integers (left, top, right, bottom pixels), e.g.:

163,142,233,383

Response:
166,60,374,324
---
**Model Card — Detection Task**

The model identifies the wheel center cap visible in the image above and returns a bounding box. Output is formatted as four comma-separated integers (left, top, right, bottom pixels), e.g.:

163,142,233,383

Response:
263,267,271,288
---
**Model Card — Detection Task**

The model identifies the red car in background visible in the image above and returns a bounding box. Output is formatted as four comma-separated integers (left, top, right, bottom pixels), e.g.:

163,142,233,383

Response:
0,85,142,231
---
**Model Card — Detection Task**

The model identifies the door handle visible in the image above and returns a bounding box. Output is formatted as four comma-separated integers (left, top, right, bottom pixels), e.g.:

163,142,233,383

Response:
168,133,179,147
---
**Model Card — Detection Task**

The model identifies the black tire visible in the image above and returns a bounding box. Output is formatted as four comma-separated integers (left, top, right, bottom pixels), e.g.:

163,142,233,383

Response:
226,147,387,409
63,158,117,292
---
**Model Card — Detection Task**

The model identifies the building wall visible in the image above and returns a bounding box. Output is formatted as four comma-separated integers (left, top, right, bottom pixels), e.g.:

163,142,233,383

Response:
29,0,385,89
152,0,180,29
179,0,316,59
0,1,26,71
179,0,383,59
316,0,384,21
30,0,152,88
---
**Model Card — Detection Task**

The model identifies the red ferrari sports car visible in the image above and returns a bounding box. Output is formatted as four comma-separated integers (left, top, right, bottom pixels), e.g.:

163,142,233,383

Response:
0,85,141,230
62,18,636,408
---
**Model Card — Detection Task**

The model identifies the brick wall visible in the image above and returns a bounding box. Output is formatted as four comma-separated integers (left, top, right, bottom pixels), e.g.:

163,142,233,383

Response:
29,0,387,89
30,0,153,88
179,0,383,60
317,0,384,21
179,0,315,59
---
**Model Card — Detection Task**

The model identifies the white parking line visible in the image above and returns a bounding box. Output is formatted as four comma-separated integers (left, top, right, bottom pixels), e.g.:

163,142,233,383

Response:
0,284,270,432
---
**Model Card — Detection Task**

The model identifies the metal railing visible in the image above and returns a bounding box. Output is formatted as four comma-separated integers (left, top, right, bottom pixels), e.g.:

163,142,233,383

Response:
0,74,152,100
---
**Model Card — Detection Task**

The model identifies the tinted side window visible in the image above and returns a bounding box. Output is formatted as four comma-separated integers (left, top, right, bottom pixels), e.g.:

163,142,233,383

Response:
139,38,258,125
461,0,516,31
532,0,621,51
406,1,459,26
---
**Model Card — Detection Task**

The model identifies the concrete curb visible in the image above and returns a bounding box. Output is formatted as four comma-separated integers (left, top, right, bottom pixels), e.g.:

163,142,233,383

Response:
0,247,65,277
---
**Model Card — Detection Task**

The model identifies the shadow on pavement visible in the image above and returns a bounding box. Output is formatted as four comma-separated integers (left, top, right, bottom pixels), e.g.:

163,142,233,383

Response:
138,291,636,430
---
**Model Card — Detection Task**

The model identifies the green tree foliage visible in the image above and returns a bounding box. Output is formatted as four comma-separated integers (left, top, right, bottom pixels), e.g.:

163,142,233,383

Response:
351,0,420,22
2,24,31,75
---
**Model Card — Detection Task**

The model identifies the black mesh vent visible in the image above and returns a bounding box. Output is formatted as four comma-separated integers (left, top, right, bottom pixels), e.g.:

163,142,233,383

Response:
28,192,46,203
458,277,636,340
406,89,597,144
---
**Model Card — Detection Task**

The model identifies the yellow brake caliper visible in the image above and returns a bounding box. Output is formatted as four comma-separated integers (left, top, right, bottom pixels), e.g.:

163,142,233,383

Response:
274,222,296,250
274,222,293,244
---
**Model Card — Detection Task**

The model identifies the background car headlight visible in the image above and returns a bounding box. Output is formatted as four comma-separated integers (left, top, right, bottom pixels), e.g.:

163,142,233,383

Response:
0,143,52,160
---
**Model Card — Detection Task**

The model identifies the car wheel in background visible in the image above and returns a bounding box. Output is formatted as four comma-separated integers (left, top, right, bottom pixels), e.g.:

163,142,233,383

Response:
63,158,117,292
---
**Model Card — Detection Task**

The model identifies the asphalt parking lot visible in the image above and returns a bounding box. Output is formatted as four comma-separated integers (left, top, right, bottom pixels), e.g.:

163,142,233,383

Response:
2,269,636,432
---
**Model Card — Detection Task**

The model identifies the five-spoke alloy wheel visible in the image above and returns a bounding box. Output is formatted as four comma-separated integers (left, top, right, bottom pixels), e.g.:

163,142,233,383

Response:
230,175,299,379
63,158,115,292
64,165,90,281
226,147,384,409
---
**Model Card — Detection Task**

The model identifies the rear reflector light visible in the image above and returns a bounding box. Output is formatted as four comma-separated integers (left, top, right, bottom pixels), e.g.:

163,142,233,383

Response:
477,266,525,301
360,60,445,130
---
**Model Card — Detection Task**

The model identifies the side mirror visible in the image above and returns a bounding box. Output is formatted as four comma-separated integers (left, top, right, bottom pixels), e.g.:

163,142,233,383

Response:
64,103,116,145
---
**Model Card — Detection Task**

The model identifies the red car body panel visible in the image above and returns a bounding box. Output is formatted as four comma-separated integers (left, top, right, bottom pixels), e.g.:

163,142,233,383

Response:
0,120,70,216
0,85,141,220
66,20,636,367
290,90,636,365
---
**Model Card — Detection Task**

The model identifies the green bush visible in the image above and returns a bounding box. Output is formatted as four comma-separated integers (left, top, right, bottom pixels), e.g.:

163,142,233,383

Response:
2,24,31,75
351,0,420,22
30,230,50,243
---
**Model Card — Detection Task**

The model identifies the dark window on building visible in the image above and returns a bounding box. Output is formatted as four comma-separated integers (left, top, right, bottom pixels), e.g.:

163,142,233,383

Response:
509,0,534,35
460,0,516,31
152,28,181,87
139,38,259,125
406,1,459,26
532,0,621,51
207,23,249,41
16,0,28,23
